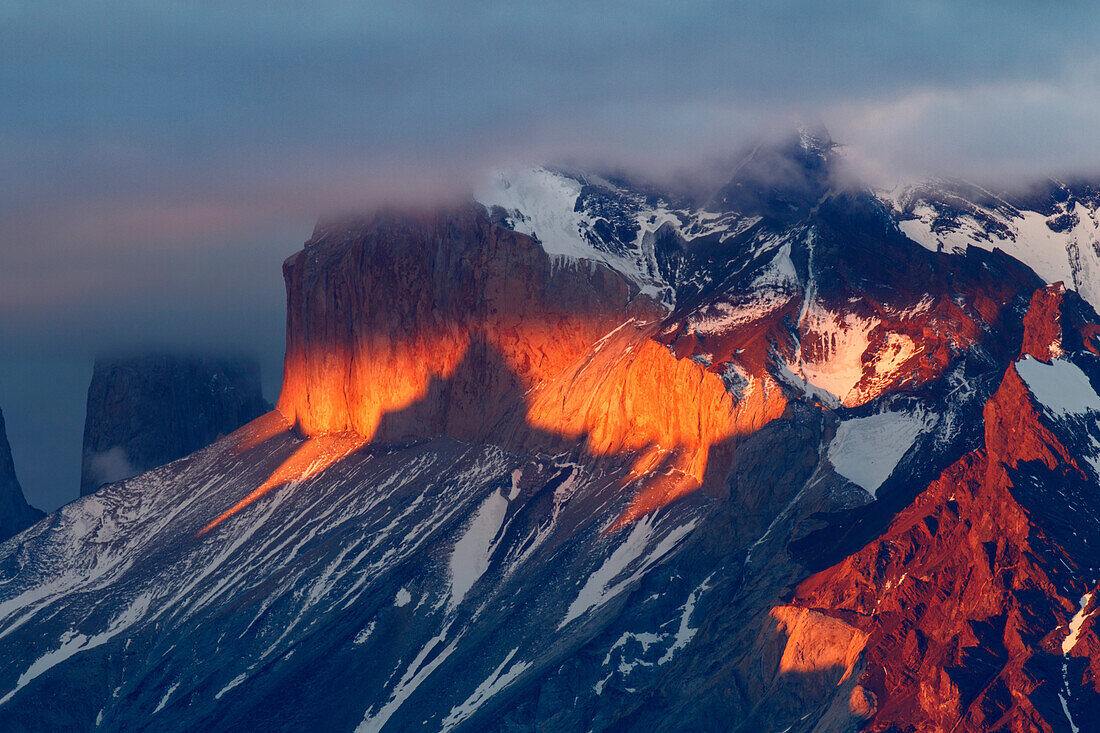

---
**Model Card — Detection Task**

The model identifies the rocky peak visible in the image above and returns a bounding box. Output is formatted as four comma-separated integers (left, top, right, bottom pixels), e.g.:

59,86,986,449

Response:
0,407,43,543
1020,282,1068,361
80,354,269,496
709,128,840,220
9,149,1100,731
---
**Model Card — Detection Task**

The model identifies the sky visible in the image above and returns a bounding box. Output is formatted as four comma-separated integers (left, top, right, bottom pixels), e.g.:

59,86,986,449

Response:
3,0,1100,510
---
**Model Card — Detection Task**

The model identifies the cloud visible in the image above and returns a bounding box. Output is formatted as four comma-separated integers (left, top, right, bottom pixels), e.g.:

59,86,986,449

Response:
85,446,136,492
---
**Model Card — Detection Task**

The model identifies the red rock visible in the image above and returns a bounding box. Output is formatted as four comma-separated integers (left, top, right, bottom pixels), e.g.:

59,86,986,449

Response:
786,286,1100,731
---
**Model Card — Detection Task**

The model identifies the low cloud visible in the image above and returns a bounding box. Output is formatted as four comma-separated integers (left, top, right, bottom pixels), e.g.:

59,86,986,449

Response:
85,446,136,492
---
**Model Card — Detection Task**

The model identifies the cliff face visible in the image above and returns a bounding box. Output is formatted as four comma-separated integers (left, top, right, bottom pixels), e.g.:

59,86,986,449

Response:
80,355,269,496
274,206,789,533
278,206,661,442
0,408,43,543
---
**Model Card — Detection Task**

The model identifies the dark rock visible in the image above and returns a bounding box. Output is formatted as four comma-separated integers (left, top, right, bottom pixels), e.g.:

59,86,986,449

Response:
0,407,44,542
80,355,269,496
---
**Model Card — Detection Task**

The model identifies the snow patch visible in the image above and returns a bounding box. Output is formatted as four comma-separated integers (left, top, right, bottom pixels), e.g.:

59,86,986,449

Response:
796,307,876,406
0,590,152,707
440,648,530,731
1016,357,1100,417
394,587,412,607
658,576,710,665
688,291,794,336
353,621,376,646
1059,591,1093,733
447,487,509,609
153,681,180,714
1063,593,1095,654
475,167,666,300
789,302,921,407
559,515,696,629
215,673,247,700
828,410,929,496
357,626,460,733
477,167,587,259
897,194,1100,312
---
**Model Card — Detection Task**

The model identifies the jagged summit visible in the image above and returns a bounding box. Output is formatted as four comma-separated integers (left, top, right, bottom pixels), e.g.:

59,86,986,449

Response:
710,127,840,218
473,130,855,311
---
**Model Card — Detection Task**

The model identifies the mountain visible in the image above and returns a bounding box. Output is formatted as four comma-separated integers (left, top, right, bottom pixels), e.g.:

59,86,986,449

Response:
0,407,44,543
80,355,270,496
882,178,1100,311
1,133,1099,731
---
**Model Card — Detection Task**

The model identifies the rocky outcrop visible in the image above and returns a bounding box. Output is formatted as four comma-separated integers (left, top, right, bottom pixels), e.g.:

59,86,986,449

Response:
0,407,43,543
788,284,1100,731
80,355,269,495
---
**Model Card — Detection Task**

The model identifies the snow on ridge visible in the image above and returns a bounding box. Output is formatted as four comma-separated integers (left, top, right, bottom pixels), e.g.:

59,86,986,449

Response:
687,291,794,336
1016,356,1100,418
891,186,1100,312
477,166,757,306
475,167,667,301
476,167,590,261
827,410,930,496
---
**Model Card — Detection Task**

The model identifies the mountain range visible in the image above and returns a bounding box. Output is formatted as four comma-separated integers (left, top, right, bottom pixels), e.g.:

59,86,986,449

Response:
1,131,1099,732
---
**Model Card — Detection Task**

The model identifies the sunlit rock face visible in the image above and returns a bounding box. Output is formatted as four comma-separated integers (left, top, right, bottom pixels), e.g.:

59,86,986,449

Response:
788,284,1100,730
276,205,789,530
5,135,1100,731
0,407,43,542
277,205,662,442
80,355,269,495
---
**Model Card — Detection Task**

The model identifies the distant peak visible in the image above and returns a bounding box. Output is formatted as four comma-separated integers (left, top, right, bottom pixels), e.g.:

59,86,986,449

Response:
796,125,837,157
711,128,842,218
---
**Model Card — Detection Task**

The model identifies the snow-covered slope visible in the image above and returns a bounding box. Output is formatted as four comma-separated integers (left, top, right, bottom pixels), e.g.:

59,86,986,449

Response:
884,179,1100,310
475,166,759,307
0,418,719,731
